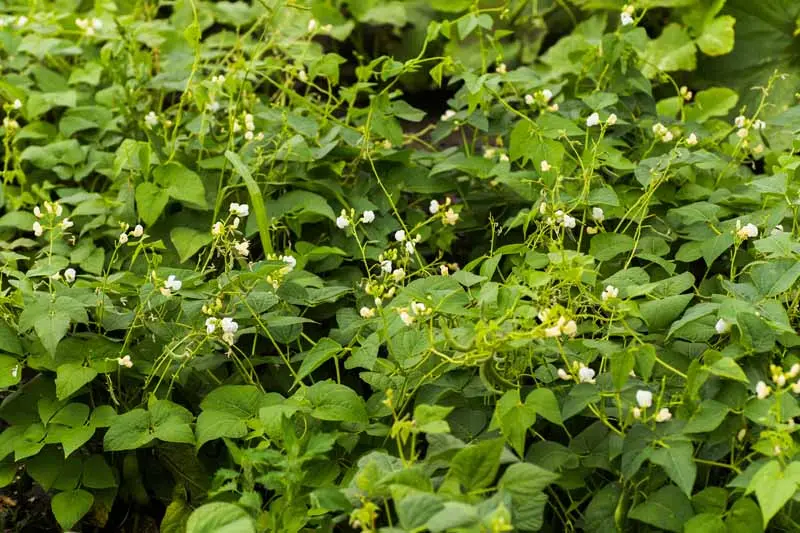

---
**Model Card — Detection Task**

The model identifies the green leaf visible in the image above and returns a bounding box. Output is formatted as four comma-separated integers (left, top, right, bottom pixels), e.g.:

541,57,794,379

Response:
449,438,504,490
747,460,800,527
525,388,563,426
154,162,207,208
135,182,169,226
684,400,730,433
103,409,153,451
397,493,445,530
304,381,368,423
642,24,697,77
640,294,693,332
684,87,739,123
684,513,726,533
589,233,635,262
82,455,117,489
696,15,736,56
706,357,748,383
725,497,763,533
414,404,454,434
51,489,94,530
0,355,21,388
196,387,264,448
492,390,536,456
170,227,213,263
186,502,256,533
225,150,273,255
55,364,98,400
295,338,342,383
35,310,71,357
629,484,695,532
583,483,623,533
650,441,697,497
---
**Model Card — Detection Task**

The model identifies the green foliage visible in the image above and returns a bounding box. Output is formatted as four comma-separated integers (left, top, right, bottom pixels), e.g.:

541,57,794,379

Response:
2,0,800,532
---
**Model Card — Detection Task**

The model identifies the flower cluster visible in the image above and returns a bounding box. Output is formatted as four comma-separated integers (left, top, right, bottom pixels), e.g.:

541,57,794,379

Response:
336,208,377,230
75,17,102,36
601,285,619,301
540,310,578,338
620,4,635,26
205,316,239,345
119,223,145,244
586,112,616,128
735,221,759,241
754,364,800,400
734,114,766,140
541,205,576,230
31,201,73,238
397,301,430,326
629,390,672,422
557,361,595,383
523,89,558,112
211,203,251,258
428,198,459,226
652,123,674,143
160,274,182,297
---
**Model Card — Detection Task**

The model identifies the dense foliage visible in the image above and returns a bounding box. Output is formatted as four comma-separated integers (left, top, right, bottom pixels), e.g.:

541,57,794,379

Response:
2,0,800,531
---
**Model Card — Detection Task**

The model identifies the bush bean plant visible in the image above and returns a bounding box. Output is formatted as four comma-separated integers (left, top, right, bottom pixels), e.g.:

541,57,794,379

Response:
2,0,800,531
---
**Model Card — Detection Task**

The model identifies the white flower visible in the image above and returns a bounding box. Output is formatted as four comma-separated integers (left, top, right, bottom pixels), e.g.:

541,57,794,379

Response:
715,319,731,334
55,203,63,216
205,317,218,334
562,320,577,337
736,128,748,138
441,110,456,121
620,12,634,26
561,214,576,229
544,325,562,338
540,160,551,172
734,115,746,128
33,221,43,237
578,365,596,384
686,132,698,146
607,113,618,126
361,210,375,224
307,18,317,32
335,212,349,229
164,275,182,292
91,18,102,29
586,112,600,127
392,268,405,281
443,208,459,226
756,380,771,399
636,390,653,408
212,222,224,236
119,232,128,244
399,310,414,326
601,285,619,301
15,16,27,27
410,302,427,315
60,218,73,230
753,119,766,130
429,200,440,214
483,147,496,159
661,130,674,142
281,255,297,270
117,355,133,368
632,407,642,419
244,131,254,141
360,307,375,319
557,368,572,381
145,111,158,128
775,374,787,387
403,241,415,255
394,230,406,242
592,207,605,222
542,89,553,102
132,224,144,238
244,113,255,131
33,206,41,218
12,99,21,109
736,223,758,240
524,94,534,105
381,259,393,273
229,202,249,217
221,317,239,334
655,408,672,422
496,63,507,74
789,363,800,378
440,265,450,276
499,153,509,162
234,240,250,256
211,74,226,85
64,268,76,283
